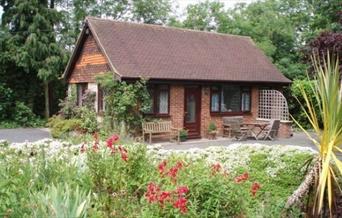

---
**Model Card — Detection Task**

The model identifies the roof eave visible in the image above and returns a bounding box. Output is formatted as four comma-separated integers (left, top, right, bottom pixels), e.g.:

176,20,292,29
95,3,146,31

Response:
121,76,292,84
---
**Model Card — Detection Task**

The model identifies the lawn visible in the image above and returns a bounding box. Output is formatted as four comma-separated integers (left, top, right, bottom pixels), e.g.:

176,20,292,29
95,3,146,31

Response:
0,137,315,217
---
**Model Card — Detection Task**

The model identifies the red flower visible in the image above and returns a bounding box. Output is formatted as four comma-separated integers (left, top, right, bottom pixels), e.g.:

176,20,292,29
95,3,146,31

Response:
158,191,171,205
234,172,249,183
173,197,188,214
106,134,119,150
167,166,179,182
167,161,184,183
211,163,222,174
250,182,261,197
118,145,128,162
158,160,167,175
145,182,160,203
175,161,184,169
176,186,189,196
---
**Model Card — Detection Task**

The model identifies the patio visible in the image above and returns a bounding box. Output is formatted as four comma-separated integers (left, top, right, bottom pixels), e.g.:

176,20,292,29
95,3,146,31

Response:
158,131,317,151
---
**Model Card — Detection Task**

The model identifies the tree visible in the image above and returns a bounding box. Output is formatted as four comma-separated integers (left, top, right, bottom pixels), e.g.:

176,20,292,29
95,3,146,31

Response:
304,32,342,75
182,0,227,31
1,0,67,118
132,0,172,24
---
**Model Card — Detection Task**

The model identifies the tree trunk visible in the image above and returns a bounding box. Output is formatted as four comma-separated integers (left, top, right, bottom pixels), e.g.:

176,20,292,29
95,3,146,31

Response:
285,158,320,209
44,81,50,119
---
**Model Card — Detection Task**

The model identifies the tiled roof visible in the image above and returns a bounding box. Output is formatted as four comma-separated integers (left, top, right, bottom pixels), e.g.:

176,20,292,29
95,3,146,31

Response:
65,17,291,83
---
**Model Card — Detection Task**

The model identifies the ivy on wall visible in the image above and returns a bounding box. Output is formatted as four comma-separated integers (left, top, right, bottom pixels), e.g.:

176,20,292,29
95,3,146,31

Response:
97,73,151,135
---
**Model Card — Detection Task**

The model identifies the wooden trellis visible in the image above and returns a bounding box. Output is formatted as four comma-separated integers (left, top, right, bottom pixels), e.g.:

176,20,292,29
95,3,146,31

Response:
258,90,290,121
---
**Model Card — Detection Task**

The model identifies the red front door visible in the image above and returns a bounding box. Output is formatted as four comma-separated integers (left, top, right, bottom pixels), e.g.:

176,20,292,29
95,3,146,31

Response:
184,87,201,138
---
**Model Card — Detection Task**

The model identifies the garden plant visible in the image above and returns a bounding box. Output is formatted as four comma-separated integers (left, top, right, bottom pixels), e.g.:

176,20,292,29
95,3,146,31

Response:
0,134,315,217
285,55,342,217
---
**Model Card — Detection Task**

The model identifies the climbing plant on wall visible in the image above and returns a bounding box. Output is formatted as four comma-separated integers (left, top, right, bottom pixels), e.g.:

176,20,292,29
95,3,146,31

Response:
96,73,151,135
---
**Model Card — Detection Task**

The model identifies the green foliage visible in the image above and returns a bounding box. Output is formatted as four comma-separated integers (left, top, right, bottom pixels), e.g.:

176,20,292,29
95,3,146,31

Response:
0,83,44,128
179,129,188,141
0,102,45,128
97,73,151,135
87,143,153,216
293,55,342,215
183,0,226,31
12,102,38,126
76,107,98,134
58,85,78,119
0,83,14,120
208,121,217,132
0,138,317,217
0,0,69,119
30,183,90,218
81,90,96,110
48,115,82,138
289,79,321,129
132,0,172,24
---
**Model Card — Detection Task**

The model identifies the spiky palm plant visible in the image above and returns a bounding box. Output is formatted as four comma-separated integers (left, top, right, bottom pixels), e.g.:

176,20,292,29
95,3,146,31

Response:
285,54,342,217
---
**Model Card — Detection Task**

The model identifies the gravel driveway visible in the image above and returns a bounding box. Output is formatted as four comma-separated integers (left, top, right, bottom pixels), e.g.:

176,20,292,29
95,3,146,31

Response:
0,128,51,143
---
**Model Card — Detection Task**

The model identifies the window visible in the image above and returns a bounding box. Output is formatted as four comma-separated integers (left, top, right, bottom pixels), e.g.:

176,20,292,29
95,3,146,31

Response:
98,86,104,112
210,85,251,113
147,85,170,115
76,83,87,106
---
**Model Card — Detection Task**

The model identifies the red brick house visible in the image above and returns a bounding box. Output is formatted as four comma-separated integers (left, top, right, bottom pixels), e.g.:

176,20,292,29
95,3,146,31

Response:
63,17,292,139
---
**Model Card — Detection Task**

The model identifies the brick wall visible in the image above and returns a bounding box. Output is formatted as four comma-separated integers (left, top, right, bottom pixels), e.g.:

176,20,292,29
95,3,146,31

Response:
68,33,110,83
278,122,293,138
169,85,184,128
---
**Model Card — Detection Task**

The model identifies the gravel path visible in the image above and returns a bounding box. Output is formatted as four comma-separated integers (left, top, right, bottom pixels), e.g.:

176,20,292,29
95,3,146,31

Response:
0,128,51,143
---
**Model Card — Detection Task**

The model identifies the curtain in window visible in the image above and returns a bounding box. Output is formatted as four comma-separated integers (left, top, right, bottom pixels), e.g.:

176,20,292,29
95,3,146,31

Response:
241,92,250,111
158,90,168,114
211,92,219,112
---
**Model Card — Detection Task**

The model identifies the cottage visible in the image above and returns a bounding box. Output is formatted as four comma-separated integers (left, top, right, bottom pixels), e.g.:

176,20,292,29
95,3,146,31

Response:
63,17,292,139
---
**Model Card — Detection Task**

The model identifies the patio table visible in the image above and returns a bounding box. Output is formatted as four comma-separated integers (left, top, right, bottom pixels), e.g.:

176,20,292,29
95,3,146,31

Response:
242,122,269,140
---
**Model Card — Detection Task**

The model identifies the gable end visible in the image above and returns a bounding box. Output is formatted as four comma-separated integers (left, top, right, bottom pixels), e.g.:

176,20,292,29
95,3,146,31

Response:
67,31,110,83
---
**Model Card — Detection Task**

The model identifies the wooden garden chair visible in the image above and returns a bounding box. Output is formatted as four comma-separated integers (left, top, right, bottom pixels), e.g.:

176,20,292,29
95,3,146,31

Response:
260,119,280,140
230,121,249,141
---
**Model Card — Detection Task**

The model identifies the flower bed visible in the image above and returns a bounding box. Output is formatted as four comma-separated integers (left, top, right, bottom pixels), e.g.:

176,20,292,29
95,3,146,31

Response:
0,137,315,217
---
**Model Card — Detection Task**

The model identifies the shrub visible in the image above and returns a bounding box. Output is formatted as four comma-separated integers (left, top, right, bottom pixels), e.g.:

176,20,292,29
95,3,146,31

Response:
87,140,153,217
289,79,321,129
58,96,78,119
13,101,44,127
0,101,44,128
77,107,98,133
0,83,14,120
48,115,82,138
179,129,188,141
81,90,96,109
208,121,217,132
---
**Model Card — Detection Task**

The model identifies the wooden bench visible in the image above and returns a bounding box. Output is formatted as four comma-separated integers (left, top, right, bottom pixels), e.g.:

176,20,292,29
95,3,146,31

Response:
142,121,180,144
